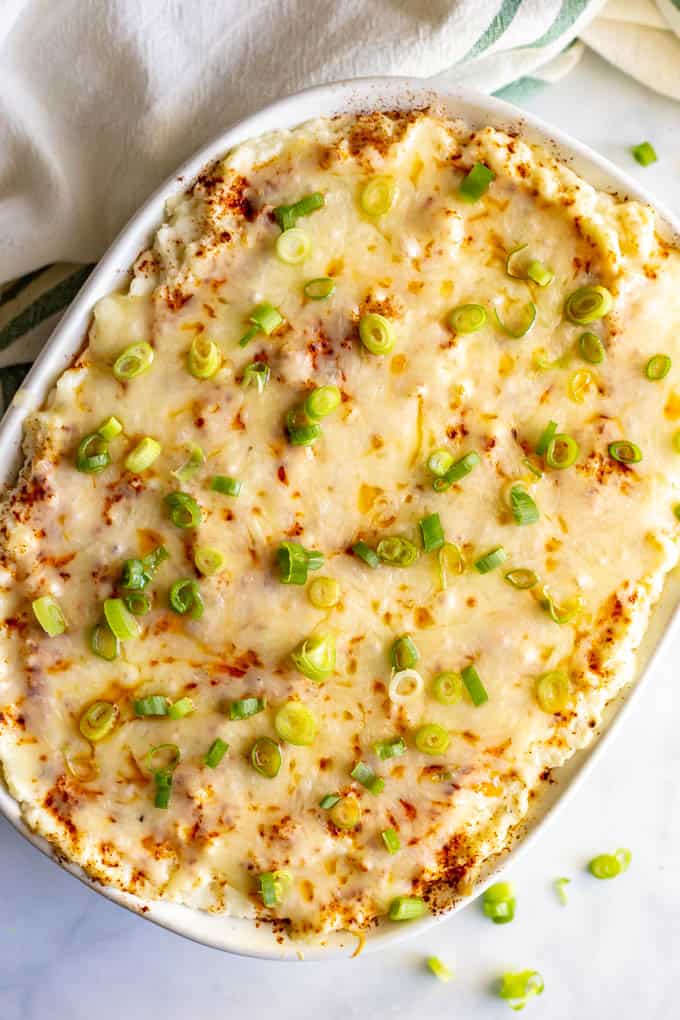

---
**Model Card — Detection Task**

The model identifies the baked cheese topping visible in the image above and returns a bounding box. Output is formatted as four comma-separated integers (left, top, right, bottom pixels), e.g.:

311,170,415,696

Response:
1,108,680,937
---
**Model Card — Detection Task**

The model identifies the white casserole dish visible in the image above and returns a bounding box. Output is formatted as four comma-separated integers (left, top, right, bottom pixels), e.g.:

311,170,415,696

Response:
1,76,679,961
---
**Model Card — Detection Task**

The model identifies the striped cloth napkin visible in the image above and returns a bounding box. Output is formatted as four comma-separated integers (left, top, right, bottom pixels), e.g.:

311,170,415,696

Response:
1,0,678,410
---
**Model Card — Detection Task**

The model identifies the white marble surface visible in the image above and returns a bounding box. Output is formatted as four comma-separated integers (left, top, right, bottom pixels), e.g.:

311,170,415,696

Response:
2,49,680,1020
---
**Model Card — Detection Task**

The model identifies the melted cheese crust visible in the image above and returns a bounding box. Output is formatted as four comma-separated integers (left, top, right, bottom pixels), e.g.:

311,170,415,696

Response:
1,109,680,936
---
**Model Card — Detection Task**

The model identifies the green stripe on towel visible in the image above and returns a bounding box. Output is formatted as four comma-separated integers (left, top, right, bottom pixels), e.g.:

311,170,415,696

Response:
0,264,93,352
463,0,524,61
0,266,52,308
529,0,592,48
0,363,32,409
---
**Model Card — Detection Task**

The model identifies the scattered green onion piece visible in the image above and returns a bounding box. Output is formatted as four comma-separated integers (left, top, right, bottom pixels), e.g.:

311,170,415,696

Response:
141,545,169,577
146,743,181,773
632,141,657,166
98,416,123,441
475,546,507,574
194,546,225,576
359,312,395,355
230,696,266,720
673,431,680,454
427,448,454,477
564,284,613,324
123,591,151,616
446,303,487,334
432,671,463,705
674,505,680,520
276,227,311,265
438,543,464,589
124,436,161,473
390,634,419,671
167,697,194,720
242,361,270,392
433,451,480,491
303,277,335,300
165,491,202,528
274,192,324,230
504,568,538,590
579,331,605,364
304,385,341,421
188,335,221,379
32,595,66,636
359,175,396,216
522,457,543,479
274,701,317,746
414,723,450,755
319,793,341,810
498,970,544,1010
388,896,428,922
527,259,554,287
535,420,558,457
134,695,169,717
373,736,407,760
172,443,204,483
351,760,385,795
238,324,260,348
79,701,119,742
419,512,445,552
546,433,579,469
205,737,229,768
352,540,379,568
427,957,453,983
277,541,323,585
308,576,340,609
461,664,488,706
541,587,583,625
76,432,111,474
259,870,291,908
588,848,631,879
482,881,516,924
645,354,671,381
210,475,242,497
285,405,322,446
154,771,173,809
89,621,119,660
389,668,425,703
250,737,281,778
329,795,360,830
505,244,529,278
377,535,419,567
103,597,139,640
381,827,401,854
535,671,569,713
459,162,494,202
554,877,570,905
250,302,283,335
493,302,537,339
168,578,204,619
120,558,147,590
509,485,539,526
608,440,642,464
113,341,154,381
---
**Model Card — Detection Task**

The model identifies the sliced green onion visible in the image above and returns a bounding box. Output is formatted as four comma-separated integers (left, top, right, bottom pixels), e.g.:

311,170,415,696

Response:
541,587,583,625
535,420,558,457
32,595,66,636
274,701,317,745
564,285,613,324
498,970,544,1009
274,192,324,230
205,737,229,768
276,227,311,265
588,848,631,879
113,341,154,381
535,671,569,713
319,793,341,810
250,737,281,778
527,259,554,287
388,668,424,704
79,701,118,742
632,141,657,166
579,331,605,364
242,361,270,392
493,302,537,339
146,743,181,774
432,671,463,705
373,736,407,760
188,335,221,379
505,244,529,278
554,877,570,905
210,475,242,497
304,277,335,300
194,546,225,576
359,175,396,216
447,303,487,334
76,432,110,474
388,896,428,921
351,760,385,795
304,385,341,421
308,576,340,609
328,794,360,830
258,870,291,908
509,485,539,526
352,540,379,568
645,354,671,381
608,440,642,464
103,597,139,640
153,771,173,809
120,558,148,590
414,723,450,755
230,696,266,720
165,491,202,528
461,664,488,706
438,543,464,589
482,881,516,924
141,545,169,577
124,436,161,473
359,313,395,355
673,431,680,454
134,695,169,717
427,957,453,983
419,512,445,552
432,451,480,492
169,578,204,619
427,448,455,477
546,433,579,469
98,416,123,441
569,368,595,407
381,827,401,854
238,302,283,346
390,634,419,671
674,504,680,520
123,591,151,616
475,546,507,574
377,536,419,567
504,567,538,590
459,162,494,202
89,621,119,660
285,405,322,446
522,456,543,479
168,697,195,720
172,443,205,482
277,541,323,585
